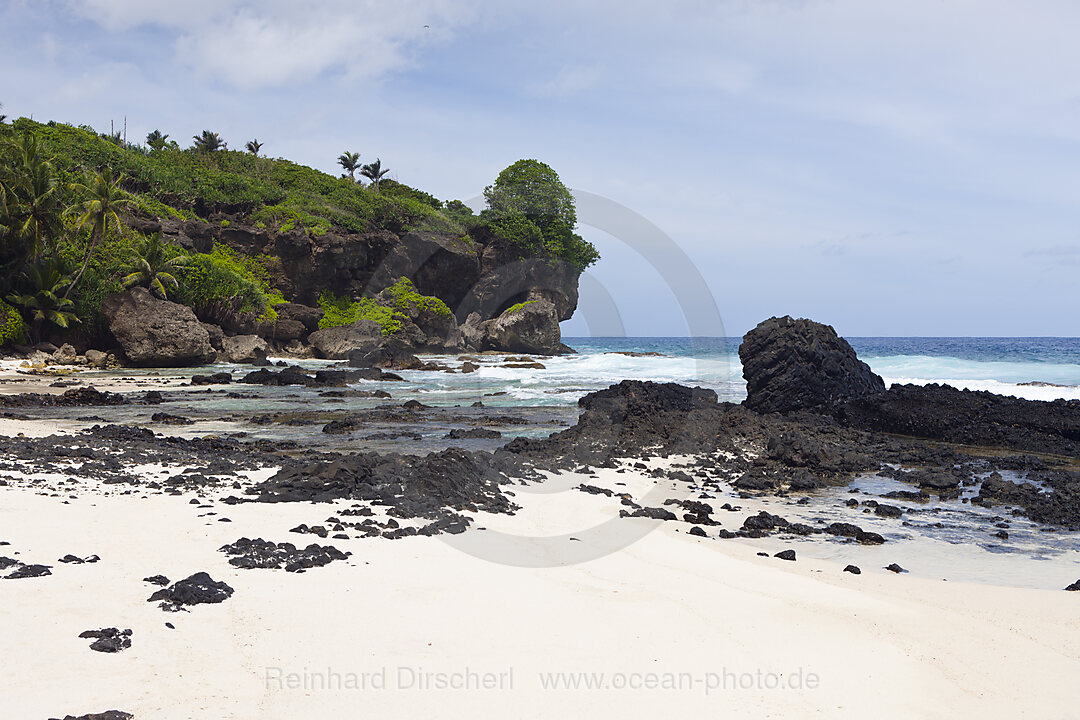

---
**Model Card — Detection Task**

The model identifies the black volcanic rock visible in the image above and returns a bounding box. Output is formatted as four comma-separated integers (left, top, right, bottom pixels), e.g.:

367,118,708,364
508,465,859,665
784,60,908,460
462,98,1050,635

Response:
79,628,132,653
219,537,349,572
148,572,234,609
836,382,1080,458
739,316,885,414
0,387,127,408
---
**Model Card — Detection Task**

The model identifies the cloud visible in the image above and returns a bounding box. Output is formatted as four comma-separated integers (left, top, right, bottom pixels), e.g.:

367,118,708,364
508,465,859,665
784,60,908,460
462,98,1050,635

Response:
533,65,605,98
67,0,476,87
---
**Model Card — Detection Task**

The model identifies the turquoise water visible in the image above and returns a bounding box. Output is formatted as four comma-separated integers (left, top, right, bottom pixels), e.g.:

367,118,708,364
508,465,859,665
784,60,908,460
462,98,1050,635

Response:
555,337,1080,403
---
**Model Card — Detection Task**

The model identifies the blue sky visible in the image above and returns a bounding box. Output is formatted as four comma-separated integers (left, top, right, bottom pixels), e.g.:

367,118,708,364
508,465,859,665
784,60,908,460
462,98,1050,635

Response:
2,0,1078,337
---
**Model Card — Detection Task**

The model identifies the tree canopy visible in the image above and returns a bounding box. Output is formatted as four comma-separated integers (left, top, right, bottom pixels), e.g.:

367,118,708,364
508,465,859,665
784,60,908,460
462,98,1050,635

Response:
483,159,577,228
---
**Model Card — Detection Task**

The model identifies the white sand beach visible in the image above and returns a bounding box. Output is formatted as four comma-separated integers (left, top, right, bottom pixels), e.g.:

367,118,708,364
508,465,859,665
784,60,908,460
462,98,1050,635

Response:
2,455,1078,720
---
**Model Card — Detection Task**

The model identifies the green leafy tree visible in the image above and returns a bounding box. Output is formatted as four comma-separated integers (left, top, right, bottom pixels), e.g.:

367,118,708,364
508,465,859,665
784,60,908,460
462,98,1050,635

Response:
0,130,64,263
361,158,389,192
146,129,169,151
64,168,135,298
121,233,189,300
338,151,360,181
6,260,79,344
245,139,263,156
483,159,577,228
192,130,226,152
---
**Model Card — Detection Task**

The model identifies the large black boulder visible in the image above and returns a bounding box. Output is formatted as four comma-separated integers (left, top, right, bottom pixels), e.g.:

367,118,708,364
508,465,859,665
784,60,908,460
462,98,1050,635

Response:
740,316,885,414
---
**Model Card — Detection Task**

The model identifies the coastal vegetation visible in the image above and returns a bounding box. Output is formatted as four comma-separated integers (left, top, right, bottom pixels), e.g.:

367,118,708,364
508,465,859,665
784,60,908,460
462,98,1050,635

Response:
0,113,598,349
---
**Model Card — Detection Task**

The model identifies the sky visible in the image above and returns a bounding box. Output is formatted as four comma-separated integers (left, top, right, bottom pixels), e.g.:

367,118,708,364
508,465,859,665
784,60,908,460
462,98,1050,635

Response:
2,0,1078,337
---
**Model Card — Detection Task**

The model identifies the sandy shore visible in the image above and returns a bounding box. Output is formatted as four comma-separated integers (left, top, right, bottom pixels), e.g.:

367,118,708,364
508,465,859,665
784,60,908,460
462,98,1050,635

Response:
2,457,1079,719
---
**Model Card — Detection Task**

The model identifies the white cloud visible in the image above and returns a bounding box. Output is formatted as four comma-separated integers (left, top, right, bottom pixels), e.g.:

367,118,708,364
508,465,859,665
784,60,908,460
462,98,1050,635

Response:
67,0,476,87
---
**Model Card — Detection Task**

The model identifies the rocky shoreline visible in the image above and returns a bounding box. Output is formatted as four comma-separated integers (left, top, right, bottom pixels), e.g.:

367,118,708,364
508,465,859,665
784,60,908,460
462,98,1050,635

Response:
5,316,1080,719
3,315,1079,535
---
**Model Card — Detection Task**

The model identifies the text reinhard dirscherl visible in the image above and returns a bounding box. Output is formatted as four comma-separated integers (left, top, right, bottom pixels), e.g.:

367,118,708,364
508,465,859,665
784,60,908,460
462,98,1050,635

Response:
264,667,820,695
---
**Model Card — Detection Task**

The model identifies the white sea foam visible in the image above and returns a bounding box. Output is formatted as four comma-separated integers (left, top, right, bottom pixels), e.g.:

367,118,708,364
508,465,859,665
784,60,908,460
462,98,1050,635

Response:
882,376,1080,402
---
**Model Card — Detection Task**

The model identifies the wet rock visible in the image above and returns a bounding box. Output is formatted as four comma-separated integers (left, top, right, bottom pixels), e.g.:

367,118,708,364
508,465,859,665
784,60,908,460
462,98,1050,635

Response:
148,572,234,609
143,575,170,586
79,628,132,653
874,504,903,518
192,372,232,385
689,526,708,537
885,563,906,573
1065,580,1080,591
151,412,193,425
322,417,364,435
774,549,796,561
240,367,317,386
742,511,790,532
881,490,929,503
856,530,885,545
843,564,861,575
0,387,127,408
907,470,960,492
58,554,99,564
444,428,502,440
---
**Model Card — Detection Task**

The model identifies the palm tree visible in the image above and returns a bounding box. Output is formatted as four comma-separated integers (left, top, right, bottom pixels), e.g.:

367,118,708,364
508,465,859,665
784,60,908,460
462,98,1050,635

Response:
1,131,63,261
121,233,189,300
146,129,169,151
361,159,389,192
7,261,80,344
64,168,136,298
245,139,263,156
338,151,360,181
192,130,226,152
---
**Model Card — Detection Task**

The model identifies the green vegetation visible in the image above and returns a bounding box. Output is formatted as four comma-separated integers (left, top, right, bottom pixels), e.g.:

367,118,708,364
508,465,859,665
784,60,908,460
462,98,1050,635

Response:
384,276,452,319
6,260,79,344
173,243,279,326
120,233,189,300
317,292,403,336
477,159,598,269
0,113,599,348
0,298,26,344
317,278,449,337
338,151,361,182
505,300,538,314
192,130,226,153
361,159,389,192
484,159,576,227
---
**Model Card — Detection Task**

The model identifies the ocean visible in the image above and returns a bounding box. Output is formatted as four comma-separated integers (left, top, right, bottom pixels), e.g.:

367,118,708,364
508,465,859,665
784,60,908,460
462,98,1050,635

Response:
401,336,1080,407
34,336,1079,450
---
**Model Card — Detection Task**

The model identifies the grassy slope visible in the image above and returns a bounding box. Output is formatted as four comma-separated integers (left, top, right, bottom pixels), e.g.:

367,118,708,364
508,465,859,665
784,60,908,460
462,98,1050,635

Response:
15,118,465,238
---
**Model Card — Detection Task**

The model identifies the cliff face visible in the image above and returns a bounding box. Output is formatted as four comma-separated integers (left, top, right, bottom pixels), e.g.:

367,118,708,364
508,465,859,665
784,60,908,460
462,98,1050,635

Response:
138,215,580,324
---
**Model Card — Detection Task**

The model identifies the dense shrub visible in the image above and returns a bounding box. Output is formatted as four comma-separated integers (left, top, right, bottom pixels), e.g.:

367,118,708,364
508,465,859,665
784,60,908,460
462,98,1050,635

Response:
317,292,403,336
174,244,277,324
316,278,449,336
0,299,27,345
